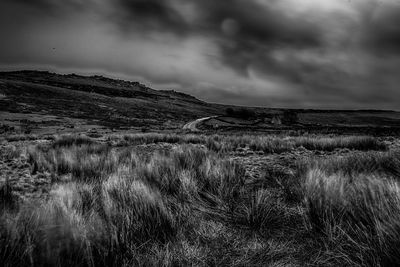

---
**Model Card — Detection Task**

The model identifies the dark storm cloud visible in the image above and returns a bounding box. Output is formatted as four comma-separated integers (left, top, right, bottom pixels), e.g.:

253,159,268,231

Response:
113,0,322,76
366,8,400,55
116,0,321,43
3,0,325,79
1,0,400,109
189,0,322,75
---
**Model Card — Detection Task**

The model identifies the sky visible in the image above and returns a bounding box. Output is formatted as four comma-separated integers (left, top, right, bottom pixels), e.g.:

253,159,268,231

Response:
0,0,399,110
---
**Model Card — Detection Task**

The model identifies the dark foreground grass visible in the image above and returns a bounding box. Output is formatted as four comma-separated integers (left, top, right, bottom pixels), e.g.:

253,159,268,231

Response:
0,134,397,266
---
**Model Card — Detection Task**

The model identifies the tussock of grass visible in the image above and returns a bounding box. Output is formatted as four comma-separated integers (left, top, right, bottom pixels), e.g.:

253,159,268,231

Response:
28,143,115,181
0,180,178,266
303,154,400,266
136,146,246,205
236,189,287,233
103,178,177,244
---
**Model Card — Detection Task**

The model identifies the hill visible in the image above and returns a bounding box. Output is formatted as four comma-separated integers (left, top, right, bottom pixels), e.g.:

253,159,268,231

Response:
0,70,223,134
1,70,400,136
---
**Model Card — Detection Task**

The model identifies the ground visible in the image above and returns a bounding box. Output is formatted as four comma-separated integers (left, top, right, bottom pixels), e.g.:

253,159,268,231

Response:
1,71,400,266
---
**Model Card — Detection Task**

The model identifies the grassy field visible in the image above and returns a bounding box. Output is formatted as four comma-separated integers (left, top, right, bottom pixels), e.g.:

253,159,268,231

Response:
1,133,399,266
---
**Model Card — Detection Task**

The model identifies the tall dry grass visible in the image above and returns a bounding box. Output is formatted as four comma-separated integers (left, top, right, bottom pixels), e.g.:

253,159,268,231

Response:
303,152,400,266
1,134,395,266
3,136,271,266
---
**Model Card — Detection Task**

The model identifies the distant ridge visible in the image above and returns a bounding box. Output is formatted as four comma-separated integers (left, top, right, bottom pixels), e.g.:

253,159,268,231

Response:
0,70,203,104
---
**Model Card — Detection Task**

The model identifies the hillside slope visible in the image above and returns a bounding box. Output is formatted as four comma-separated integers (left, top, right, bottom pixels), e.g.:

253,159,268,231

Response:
0,71,223,133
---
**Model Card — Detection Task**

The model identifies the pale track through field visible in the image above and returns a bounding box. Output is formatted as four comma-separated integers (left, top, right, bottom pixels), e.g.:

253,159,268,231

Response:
183,116,217,131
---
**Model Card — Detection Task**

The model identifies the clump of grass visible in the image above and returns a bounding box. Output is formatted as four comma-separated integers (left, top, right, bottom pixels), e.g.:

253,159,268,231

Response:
133,145,246,207
28,142,116,181
103,178,177,245
0,179,179,266
303,164,400,266
236,189,286,233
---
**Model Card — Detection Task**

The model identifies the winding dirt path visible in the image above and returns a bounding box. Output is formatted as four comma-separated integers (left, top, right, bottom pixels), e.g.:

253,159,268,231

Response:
183,116,217,131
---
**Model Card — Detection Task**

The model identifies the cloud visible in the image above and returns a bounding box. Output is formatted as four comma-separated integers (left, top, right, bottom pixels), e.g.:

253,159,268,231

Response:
1,0,400,110
112,0,323,75
365,7,400,55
